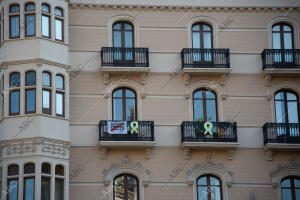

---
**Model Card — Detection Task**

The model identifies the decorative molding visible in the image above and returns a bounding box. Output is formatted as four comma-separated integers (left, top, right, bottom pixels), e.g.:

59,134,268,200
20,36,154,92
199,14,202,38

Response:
220,74,229,86
267,149,274,161
184,148,190,160
41,141,70,156
100,147,108,159
184,74,191,85
104,72,110,84
140,73,148,85
264,74,272,86
0,58,71,69
5,141,38,155
145,147,152,159
102,159,151,186
227,150,235,160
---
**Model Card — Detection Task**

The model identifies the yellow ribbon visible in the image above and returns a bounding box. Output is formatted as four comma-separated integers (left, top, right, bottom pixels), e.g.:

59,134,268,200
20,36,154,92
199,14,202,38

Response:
204,122,213,135
130,121,139,134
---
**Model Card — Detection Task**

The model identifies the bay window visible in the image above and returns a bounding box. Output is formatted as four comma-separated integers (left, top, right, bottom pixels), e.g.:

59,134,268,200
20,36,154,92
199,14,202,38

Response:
41,4,51,38
25,3,36,37
54,7,64,41
9,4,20,39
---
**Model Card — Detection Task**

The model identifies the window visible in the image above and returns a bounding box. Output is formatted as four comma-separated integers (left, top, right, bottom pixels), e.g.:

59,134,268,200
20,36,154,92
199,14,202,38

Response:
25,3,36,37
41,163,51,200
113,174,139,200
25,71,36,114
112,88,137,121
113,21,134,61
7,164,19,200
24,163,35,200
54,7,64,41
41,4,51,38
275,90,299,123
197,175,222,200
9,72,20,115
42,72,51,115
193,89,217,122
281,176,300,200
55,75,64,117
9,4,20,38
192,23,213,62
1,76,4,118
272,23,294,63
55,165,64,200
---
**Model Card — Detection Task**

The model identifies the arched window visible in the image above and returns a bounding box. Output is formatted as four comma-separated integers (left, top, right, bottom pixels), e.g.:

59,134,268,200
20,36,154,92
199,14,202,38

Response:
197,175,222,200
193,89,217,122
275,90,299,123
113,174,139,200
112,88,137,121
42,71,52,114
54,7,64,41
281,176,300,200
55,165,65,200
25,2,36,37
41,163,51,200
192,23,213,62
9,4,20,38
24,163,35,200
7,164,19,200
25,71,36,114
9,72,20,115
55,74,64,117
41,3,51,38
113,21,134,61
272,23,294,63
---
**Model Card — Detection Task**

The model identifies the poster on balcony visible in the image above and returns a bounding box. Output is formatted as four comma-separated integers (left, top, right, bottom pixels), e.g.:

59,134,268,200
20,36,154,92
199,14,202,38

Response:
107,121,128,134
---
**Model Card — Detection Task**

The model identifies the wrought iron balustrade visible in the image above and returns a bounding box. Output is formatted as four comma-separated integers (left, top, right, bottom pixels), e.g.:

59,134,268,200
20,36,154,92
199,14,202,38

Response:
262,49,300,69
263,123,300,144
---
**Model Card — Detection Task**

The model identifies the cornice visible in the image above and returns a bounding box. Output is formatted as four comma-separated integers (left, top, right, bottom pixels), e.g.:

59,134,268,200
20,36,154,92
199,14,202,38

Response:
69,3,300,13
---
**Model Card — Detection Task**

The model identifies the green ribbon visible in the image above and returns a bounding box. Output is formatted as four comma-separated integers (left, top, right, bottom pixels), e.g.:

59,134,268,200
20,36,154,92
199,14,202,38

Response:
204,122,213,136
130,121,139,134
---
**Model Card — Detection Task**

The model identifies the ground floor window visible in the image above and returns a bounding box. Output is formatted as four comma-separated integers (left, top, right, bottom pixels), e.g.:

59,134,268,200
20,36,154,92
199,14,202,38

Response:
113,174,139,200
281,176,300,200
197,175,222,200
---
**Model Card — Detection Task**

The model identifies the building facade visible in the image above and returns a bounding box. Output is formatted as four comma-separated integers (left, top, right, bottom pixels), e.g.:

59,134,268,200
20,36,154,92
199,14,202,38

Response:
0,0,300,200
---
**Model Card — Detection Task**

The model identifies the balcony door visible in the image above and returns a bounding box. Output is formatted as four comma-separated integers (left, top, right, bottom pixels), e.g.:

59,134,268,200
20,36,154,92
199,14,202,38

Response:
272,23,294,63
112,88,137,121
193,89,217,122
113,21,134,62
192,23,213,63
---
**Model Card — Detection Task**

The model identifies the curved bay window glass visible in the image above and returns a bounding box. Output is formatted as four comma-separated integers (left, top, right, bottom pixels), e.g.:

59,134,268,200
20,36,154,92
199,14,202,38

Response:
113,22,134,61
9,72,20,115
192,23,213,62
54,7,64,41
281,177,300,200
7,164,19,200
24,163,35,200
9,4,20,38
112,88,137,121
41,163,51,200
25,71,36,114
272,23,294,63
25,3,36,37
41,4,51,38
197,175,222,200
113,174,139,200
42,72,52,114
55,165,64,200
193,89,217,122
55,75,64,117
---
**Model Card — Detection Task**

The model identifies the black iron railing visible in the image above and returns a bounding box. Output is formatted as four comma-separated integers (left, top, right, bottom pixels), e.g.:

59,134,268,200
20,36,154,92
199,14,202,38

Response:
181,121,237,143
262,49,300,69
101,47,149,67
263,123,300,144
99,120,154,141
181,48,230,68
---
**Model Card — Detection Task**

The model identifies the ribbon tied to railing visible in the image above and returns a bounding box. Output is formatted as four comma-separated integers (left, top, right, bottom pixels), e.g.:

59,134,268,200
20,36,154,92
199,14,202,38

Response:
130,121,139,134
204,121,213,136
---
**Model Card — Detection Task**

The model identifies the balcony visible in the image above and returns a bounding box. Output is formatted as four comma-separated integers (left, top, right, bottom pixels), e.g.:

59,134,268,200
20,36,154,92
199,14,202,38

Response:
262,49,300,75
181,48,231,75
263,123,300,150
181,121,238,149
98,120,155,149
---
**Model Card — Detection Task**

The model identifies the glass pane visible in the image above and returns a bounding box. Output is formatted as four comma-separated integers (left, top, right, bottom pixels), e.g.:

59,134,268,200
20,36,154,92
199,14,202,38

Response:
8,180,18,200
10,91,20,114
42,15,50,37
210,177,220,186
8,165,19,176
55,165,64,176
56,93,63,115
26,14,35,36
126,89,135,98
206,91,215,99
127,185,138,200
127,176,137,185
55,19,63,40
56,75,64,89
113,23,121,30
203,25,211,31
43,72,51,87
10,5,20,13
192,24,200,31
194,100,204,121
114,176,124,186
284,33,293,49
275,92,285,100
43,90,50,109
207,100,217,122
125,23,132,30
26,71,36,86
24,178,34,200
24,163,35,174
197,177,207,185
10,73,20,87
55,8,63,17
126,99,136,121
273,32,281,49
295,178,300,187
281,179,291,187
41,177,51,200
193,32,201,48
273,25,280,31
197,186,208,200
113,89,122,98
114,185,124,200
275,101,286,123
42,163,51,174
113,30,122,47
25,3,35,11
42,4,50,13
287,102,299,123
55,179,64,200
211,186,221,200
283,25,292,32
10,16,20,38
125,31,133,48
26,89,36,113
113,99,123,120
203,32,212,49
296,189,300,200
282,189,293,200
194,91,203,99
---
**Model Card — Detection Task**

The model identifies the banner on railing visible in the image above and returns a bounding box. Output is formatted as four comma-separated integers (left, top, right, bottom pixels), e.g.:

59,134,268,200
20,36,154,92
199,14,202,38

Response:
108,121,127,134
